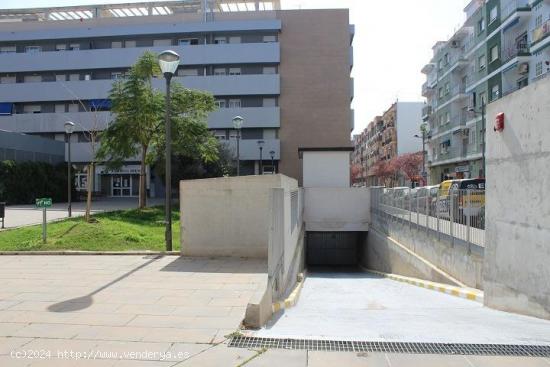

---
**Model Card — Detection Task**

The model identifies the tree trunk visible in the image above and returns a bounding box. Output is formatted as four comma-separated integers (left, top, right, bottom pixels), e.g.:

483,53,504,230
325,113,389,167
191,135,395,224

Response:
85,162,94,222
138,146,147,209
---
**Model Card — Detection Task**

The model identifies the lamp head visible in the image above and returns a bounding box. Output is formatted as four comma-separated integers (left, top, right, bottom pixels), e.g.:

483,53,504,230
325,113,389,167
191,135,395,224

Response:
64,121,75,134
257,140,265,148
158,50,180,75
269,150,275,157
232,115,244,129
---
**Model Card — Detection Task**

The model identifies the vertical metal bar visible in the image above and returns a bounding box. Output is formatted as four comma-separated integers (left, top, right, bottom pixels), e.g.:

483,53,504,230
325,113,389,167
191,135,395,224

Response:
409,188,412,230
466,190,471,254
426,192,429,232
450,190,454,247
42,208,47,244
436,191,440,240
416,193,419,229
165,74,173,251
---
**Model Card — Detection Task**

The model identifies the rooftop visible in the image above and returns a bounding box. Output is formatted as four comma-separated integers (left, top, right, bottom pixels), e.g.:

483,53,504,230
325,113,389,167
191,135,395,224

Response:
0,0,281,22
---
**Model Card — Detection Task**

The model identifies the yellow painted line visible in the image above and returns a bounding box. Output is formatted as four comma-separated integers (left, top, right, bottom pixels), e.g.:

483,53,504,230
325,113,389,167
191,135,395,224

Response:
272,272,306,313
364,268,483,303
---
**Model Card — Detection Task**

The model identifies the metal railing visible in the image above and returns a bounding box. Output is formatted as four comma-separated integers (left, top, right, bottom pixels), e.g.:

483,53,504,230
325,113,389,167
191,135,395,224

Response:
371,187,485,250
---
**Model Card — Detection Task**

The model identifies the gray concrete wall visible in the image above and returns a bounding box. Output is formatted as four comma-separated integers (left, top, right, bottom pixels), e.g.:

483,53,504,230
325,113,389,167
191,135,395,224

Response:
484,78,550,320
0,130,64,164
179,174,298,258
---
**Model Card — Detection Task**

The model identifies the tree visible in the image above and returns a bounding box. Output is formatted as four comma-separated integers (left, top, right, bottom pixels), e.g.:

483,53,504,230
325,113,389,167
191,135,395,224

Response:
395,152,424,185
97,51,219,208
351,164,362,185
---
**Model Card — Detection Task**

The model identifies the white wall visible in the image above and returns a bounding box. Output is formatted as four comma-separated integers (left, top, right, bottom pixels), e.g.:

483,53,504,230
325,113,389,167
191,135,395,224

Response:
396,102,424,155
484,77,550,319
302,151,351,188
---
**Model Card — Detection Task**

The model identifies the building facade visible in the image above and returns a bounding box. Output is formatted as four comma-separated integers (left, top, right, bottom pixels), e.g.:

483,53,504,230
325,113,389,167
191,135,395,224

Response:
0,0,354,196
351,101,423,186
422,0,550,184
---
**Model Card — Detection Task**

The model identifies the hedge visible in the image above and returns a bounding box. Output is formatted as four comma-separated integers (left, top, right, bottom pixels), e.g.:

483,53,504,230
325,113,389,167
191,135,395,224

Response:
0,160,76,205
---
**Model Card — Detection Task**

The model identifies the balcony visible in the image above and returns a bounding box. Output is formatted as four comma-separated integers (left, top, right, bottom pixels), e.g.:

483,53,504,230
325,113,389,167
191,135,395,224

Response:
531,19,550,48
421,82,435,97
502,41,530,63
0,42,280,73
0,74,281,103
421,105,433,121
222,138,280,160
0,107,281,134
501,0,531,22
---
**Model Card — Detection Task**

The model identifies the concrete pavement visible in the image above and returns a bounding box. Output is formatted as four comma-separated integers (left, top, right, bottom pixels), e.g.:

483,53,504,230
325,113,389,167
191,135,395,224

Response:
1,198,164,229
254,271,550,345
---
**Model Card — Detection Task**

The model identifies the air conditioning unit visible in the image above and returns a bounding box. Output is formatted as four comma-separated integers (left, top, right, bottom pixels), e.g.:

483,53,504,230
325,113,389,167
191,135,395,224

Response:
519,62,529,75
451,40,460,48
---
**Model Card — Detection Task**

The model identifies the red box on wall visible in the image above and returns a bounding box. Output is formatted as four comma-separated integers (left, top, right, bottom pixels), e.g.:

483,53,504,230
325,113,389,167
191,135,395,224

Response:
494,113,505,132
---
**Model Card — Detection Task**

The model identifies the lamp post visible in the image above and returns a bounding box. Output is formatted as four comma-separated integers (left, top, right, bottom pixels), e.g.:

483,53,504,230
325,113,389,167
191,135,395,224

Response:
158,50,180,252
257,140,265,175
232,116,244,176
269,150,275,174
414,123,430,186
64,121,75,217
468,101,486,178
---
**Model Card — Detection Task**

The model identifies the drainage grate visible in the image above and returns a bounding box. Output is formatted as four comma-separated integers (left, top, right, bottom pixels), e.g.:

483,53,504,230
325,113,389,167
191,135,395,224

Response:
228,337,550,357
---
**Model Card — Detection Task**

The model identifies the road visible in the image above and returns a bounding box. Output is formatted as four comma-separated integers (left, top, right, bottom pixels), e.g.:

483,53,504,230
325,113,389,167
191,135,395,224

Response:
255,270,550,345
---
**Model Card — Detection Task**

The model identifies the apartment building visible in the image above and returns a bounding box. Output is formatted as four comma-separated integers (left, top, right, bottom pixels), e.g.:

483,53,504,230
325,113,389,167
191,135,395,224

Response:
0,0,354,197
422,0,550,184
351,102,423,186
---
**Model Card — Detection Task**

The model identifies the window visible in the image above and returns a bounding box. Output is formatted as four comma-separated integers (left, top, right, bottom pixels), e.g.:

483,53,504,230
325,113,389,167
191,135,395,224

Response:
490,45,499,63
469,128,476,146
25,46,41,53
69,44,80,51
179,38,199,46
55,44,67,51
489,6,497,24
213,130,227,140
443,53,449,66
228,36,241,44
445,112,450,124
263,35,276,43
177,69,199,77
24,75,41,83
0,46,16,53
491,84,500,100
23,105,41,114
229,68,241,75
535,15,543,28
153,39,172,46
68,103,79,112
440,140,451,154
438,87,444,98
479,91,487,106
55,104,65,113
444,82,450,95
69,74,80,81
535,61,543,76
477,18,486,34
125,40,136,48
263,66,276,75
55,74,65,82
214,37,226,44
228,99,241,108
263,98,276,107
0,75,16,84
478,54,486,70
111,41,122,48
438,59,443,70
84,74,91,81
111,72,123,80
214,100,226,108
214,68,226,76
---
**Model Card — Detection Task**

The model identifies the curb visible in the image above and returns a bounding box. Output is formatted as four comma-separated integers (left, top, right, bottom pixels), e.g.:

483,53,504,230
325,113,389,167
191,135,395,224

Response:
272,272,305,313
0,251,181,256
365,268,484,303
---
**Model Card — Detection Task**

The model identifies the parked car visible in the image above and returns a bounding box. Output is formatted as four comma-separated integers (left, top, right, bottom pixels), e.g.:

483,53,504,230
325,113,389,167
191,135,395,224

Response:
437,179,485,221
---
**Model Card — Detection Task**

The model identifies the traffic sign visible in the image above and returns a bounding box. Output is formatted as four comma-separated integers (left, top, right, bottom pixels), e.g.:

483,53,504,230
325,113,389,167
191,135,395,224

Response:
35,198,52,208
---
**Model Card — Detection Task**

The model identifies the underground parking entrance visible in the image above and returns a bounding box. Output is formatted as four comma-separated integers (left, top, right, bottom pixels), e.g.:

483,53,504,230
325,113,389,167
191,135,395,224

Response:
305,231,365,269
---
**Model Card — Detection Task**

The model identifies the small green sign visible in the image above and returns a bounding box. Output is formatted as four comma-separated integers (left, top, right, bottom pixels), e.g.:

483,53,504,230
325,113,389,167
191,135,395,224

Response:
35,198,52,208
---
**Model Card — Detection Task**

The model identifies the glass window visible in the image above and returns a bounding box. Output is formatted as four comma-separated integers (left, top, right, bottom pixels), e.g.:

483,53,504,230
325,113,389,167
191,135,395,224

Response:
444,82,450,95
0,75,16,84
0,46,16,53
55,104,65,113
125,40,136,48
214,68,226,76
263,35,276,43
478,54,486,70
68,103,79,112
263,66,276,74
214,37,226,44
477,18,485,34
263,98,276,107
228,36,241,44
228,99,241,108
490,45,499,62
55,74,65,82
491,84,500,100
479,91,487,106
229,68,241,75
111,72,123,80
215,100,226,108
111,41,122,48
179,38,199,46
25,46,42,53
489,6,497,24
69,44,80,51
153,39,172,46
69,74,80,81
177,69,199,77
56,44,67,51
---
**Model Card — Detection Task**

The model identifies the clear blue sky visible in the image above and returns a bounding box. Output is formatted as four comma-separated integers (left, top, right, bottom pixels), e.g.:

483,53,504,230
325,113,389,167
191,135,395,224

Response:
1,0,469,135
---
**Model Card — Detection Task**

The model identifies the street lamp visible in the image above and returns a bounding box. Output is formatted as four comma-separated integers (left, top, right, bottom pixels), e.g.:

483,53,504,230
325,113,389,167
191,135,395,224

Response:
269,150,276,174
158,50,180,251
414,124,430,186
257,140,265,175
64,121,75,217
468,102,486,178
232,116,244,176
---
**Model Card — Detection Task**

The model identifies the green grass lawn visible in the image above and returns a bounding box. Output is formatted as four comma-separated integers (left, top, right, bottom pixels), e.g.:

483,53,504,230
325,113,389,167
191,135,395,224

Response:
0,206,180,252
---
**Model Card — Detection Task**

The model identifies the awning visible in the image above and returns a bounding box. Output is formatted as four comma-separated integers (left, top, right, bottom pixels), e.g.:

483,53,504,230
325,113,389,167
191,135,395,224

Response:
89,99,111,110
0,103,13,115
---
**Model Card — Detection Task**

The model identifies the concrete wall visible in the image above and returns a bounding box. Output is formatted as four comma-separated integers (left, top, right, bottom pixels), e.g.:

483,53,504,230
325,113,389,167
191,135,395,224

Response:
484,78,550,319
0,130,64,164
179,174,298,258
302,151,351,188
304,187,370,232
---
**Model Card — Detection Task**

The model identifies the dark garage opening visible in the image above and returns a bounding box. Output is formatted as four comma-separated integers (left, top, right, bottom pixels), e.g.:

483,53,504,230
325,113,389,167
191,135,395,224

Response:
306,232,364,268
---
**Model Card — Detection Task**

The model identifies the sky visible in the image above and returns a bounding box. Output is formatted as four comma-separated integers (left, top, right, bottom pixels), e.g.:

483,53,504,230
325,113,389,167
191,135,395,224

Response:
2,0,470,135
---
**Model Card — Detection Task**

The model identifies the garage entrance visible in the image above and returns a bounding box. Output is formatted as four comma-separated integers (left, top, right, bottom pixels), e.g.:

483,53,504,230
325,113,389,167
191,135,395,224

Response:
306,232,362,267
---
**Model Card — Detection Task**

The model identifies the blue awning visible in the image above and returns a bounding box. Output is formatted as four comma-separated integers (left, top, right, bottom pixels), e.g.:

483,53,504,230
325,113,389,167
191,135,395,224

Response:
89,99,111,109
0,103,13,115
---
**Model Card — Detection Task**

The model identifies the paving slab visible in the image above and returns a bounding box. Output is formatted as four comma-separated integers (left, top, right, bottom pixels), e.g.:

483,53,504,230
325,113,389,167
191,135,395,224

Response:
307,351,389,367
245,348,307,367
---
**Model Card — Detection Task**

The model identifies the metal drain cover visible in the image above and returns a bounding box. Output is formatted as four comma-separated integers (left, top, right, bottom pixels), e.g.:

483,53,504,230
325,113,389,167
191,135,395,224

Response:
228,337,550,357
